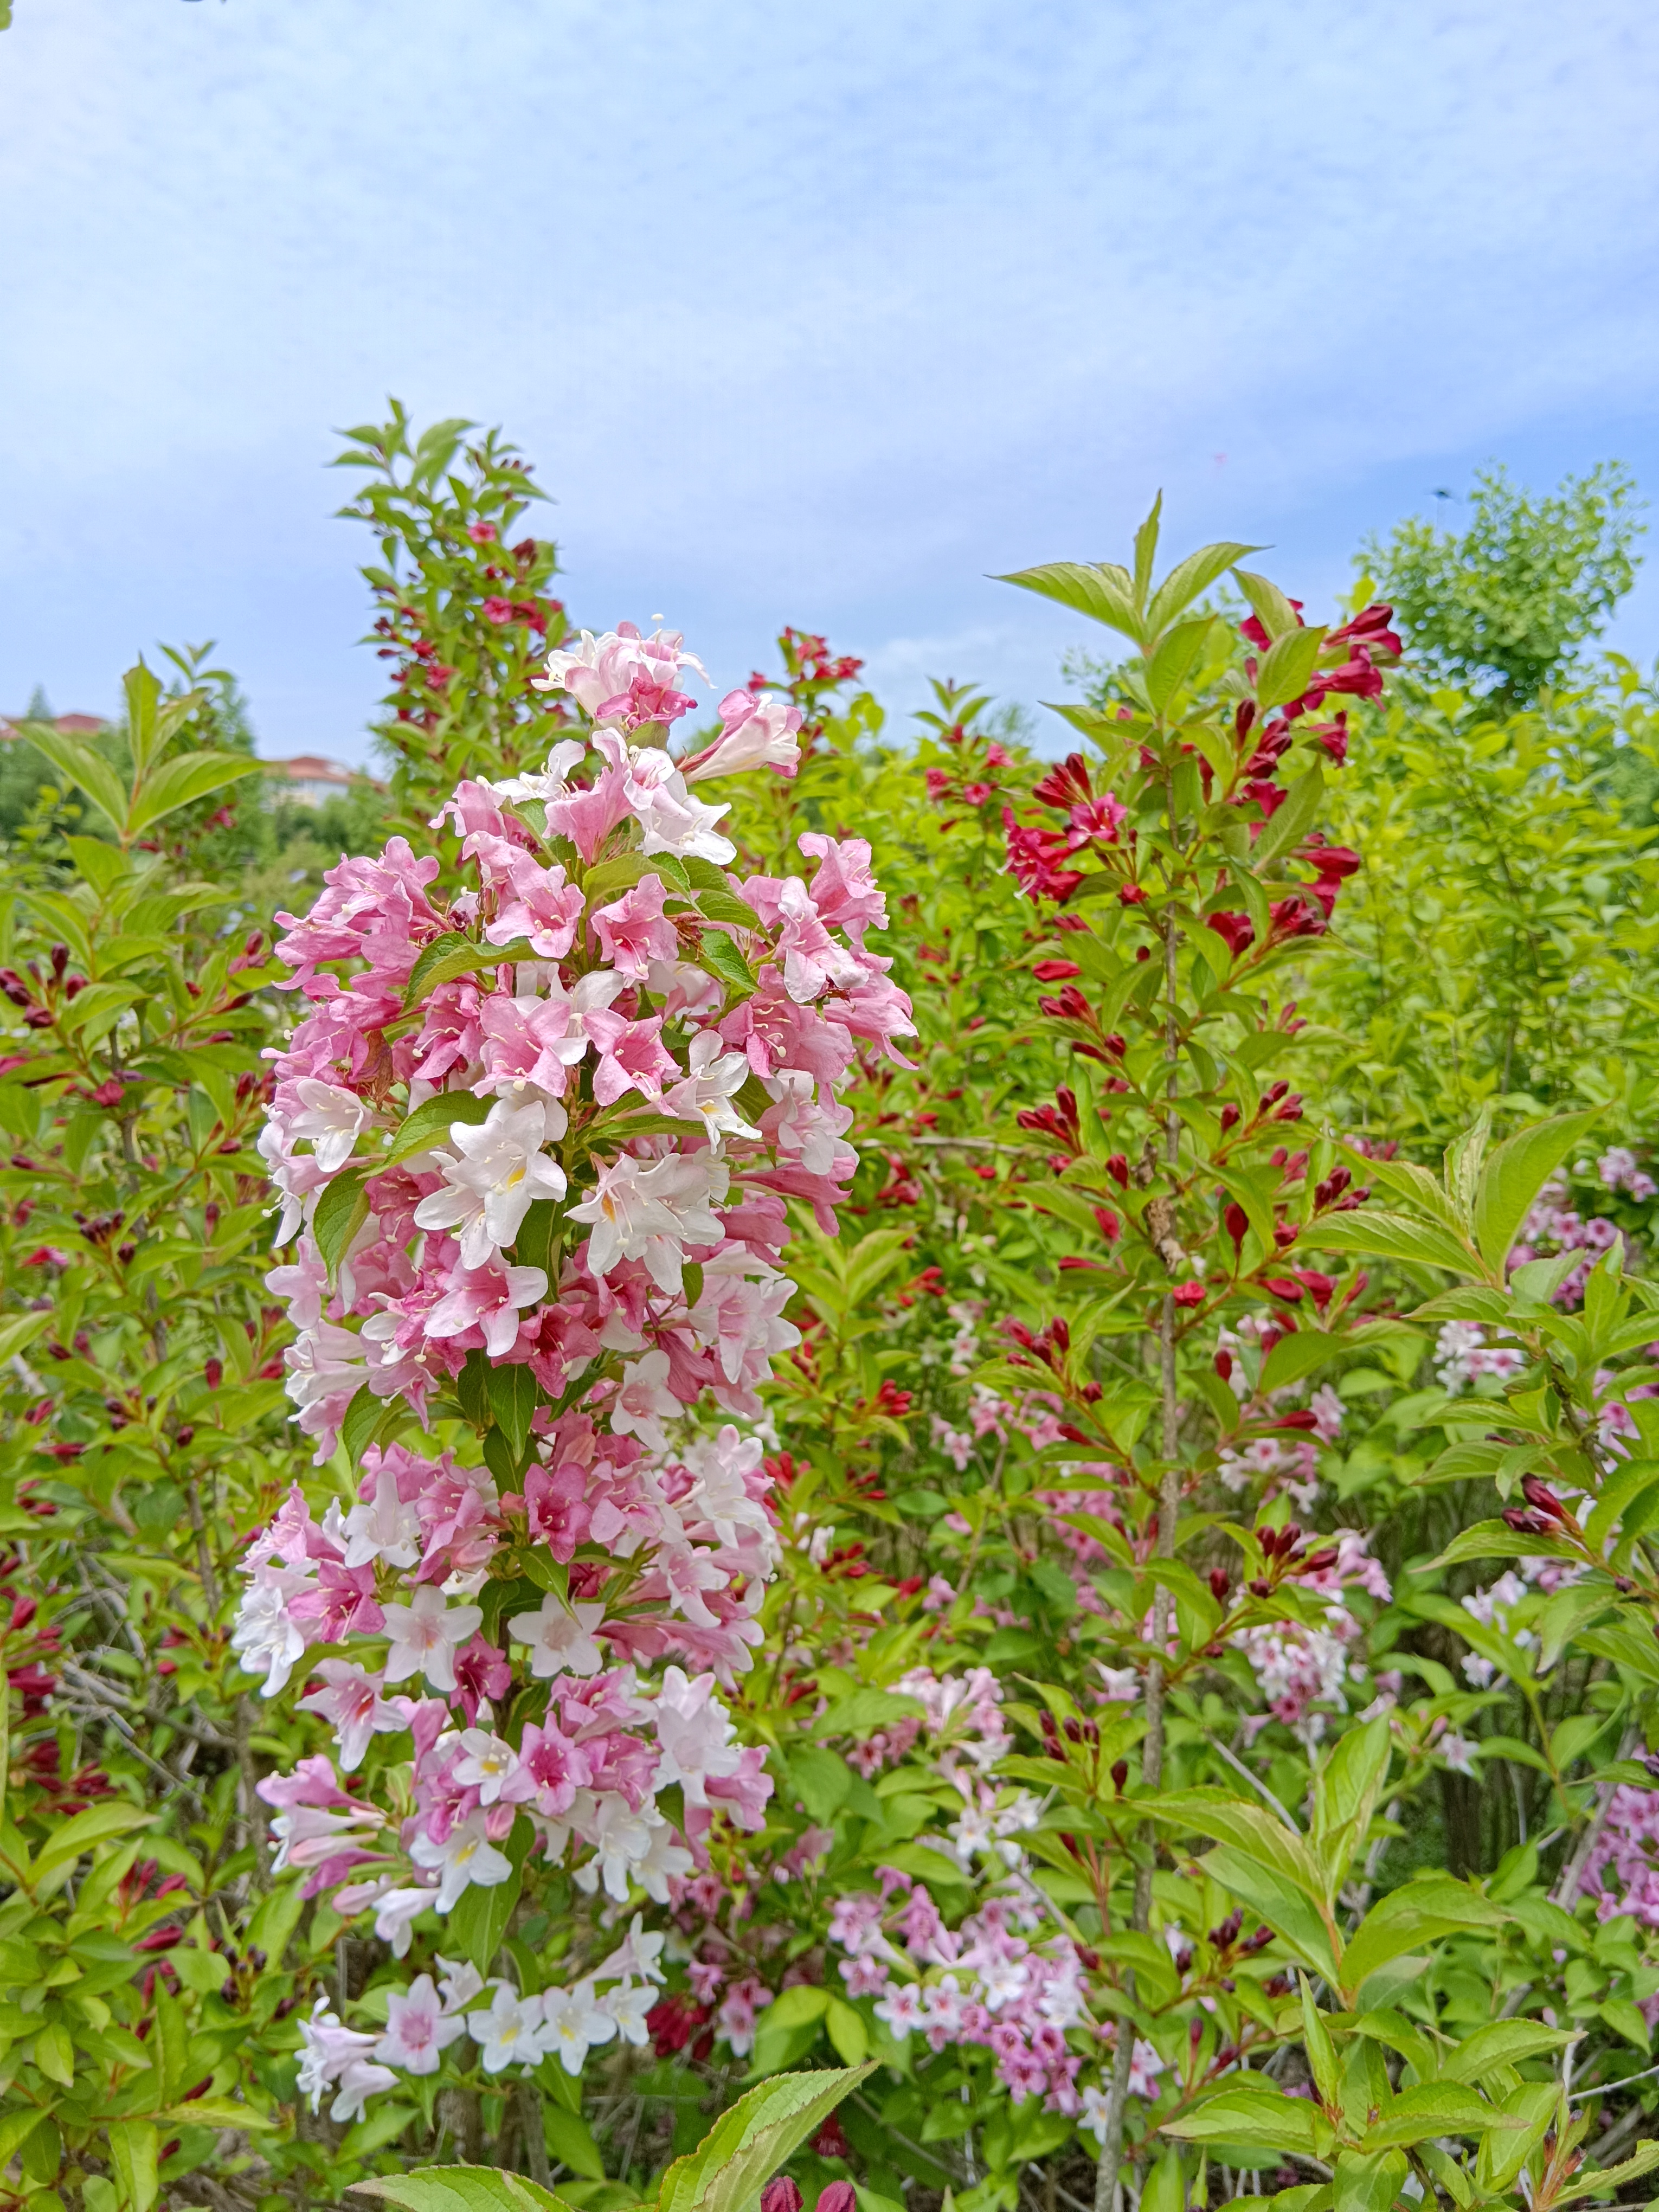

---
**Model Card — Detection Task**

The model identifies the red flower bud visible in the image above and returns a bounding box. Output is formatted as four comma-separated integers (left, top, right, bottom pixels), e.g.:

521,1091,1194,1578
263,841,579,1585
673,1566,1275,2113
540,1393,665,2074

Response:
762,2183,804,2212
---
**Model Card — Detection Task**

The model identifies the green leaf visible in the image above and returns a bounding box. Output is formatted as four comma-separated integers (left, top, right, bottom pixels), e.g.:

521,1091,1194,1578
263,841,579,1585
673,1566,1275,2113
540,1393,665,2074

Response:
1141,2148,1185,2212
403,934,523,1006
1145,541,1264,635
488,1364,540,1457
1254,628,1328,715
1252,764,1325,864
1299,1208,1478,1276
1301,1976,1341,2106
1555,2138,1659,2202
1362,2084,1513,2148
825,1997,870,2065
126,751,263,836
543,2108,607,2182
654,2065,876,2212
1260,1328,1347,1393
1429,1520,1581,1572
351,2169,571,2212
700,930,757,1000
1340,1880,1507,1999
1333,2150,1407,2212
385,1089,496,1167
447,1818,529,1975
764,1986,832,2032
24,722,128,834
341,1384,384,1467
34,2017,74,2085
34,1799,152,1872
1232,569,1303,643
1471,1109,1603,1274
1198,1845,1340,1983
0,1311,52,1362
314,1166,372,1280
108,2120,160,2212
696,889,762,929
1161,2083,1321,2153
1144,619,1212,712
581,853,651,905
999,561,1144,644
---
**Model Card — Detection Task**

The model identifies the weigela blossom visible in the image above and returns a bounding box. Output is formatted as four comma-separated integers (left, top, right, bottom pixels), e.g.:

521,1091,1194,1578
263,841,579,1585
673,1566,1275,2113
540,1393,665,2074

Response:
237,636,909,2114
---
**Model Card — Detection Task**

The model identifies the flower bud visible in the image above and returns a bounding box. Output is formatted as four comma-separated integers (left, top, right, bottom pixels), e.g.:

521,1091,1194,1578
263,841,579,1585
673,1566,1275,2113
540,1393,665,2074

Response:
762,2182,804,2212
816,2182,857,2212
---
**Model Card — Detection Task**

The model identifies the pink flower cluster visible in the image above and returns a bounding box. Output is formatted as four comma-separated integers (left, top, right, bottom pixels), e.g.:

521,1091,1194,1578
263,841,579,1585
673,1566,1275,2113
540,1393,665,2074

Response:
1580,1785,1659,1927
1233,1531,1392,1743
1508,1179,1624,1308
237,623,912,2109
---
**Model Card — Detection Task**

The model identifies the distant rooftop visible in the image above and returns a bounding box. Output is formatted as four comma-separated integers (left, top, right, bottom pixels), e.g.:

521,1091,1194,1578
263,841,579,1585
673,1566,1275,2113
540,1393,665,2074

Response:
266,755,385,802
0,711,107,738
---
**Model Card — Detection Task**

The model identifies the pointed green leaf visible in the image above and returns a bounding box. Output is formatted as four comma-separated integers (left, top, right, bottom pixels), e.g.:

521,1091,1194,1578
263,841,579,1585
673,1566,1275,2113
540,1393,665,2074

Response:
1333,2149,1407,2212
1232,570,1302,642
24,721,129,833
1144,618,1213,713
126,750,263,835
352,2169,573,2212
1146,541,1265,636
385,1090,496,1167
655,2065,876,2212
108,2120,161,2212
1253,627,1329,714
1132,497,1163,609
314,1166,372,1280
1298,1208,1480,1276
998,562,1144,643
1161,2083,1320,2152
1252,764,1326,864
403,934,526,1007
487,1363,540,1456
1472,1110,1603,1272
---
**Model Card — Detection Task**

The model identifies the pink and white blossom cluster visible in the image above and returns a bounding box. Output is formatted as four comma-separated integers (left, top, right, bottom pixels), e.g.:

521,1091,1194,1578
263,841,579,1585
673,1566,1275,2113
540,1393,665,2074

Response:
237,631,911,2108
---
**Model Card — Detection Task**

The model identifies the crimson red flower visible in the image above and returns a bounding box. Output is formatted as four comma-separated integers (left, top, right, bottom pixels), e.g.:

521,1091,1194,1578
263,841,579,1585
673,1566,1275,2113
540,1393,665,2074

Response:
1207,912,1256,958
1032,960,1082,983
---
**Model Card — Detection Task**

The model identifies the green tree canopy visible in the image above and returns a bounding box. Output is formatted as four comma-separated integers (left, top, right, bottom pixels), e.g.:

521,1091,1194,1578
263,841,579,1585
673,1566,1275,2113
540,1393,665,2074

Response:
1361,460,1645,705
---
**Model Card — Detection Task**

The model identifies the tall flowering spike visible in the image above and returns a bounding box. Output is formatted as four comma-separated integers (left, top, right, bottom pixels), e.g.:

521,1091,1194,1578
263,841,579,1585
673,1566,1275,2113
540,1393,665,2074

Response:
241,635,911,2117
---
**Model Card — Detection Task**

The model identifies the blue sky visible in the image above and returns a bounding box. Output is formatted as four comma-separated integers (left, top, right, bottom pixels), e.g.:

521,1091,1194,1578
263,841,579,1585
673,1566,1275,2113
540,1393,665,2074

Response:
3,1,1658,761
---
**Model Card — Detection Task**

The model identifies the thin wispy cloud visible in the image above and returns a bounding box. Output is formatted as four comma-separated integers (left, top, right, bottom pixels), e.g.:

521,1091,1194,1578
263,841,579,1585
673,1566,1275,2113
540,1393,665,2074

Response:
2,1,1656,751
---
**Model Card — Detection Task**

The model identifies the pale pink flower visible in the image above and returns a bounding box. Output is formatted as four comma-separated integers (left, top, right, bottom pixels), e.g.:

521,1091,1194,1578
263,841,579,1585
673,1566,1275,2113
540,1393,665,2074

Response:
376,1973,468,2074
381,1586,483,1693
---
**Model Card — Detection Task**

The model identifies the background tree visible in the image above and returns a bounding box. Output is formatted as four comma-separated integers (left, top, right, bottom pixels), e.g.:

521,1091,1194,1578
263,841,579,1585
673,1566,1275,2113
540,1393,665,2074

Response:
1360,462,1644,706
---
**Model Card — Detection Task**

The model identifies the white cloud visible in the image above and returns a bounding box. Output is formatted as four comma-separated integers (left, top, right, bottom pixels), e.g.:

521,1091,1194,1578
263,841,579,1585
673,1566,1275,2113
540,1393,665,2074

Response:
1,0,1657,748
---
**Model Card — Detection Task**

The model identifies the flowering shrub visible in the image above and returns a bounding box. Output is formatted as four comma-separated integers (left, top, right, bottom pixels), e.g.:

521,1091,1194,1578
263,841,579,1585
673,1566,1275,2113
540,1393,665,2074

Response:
236,619,914,2125
12,410,1659,2212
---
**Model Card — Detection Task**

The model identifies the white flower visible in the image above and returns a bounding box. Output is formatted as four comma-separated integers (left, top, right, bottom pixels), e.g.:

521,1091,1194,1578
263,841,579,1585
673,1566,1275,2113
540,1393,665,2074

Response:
371,1886,434,1958
435,1956,486,2012
481,737,588,805
413,1098,568,1268
296,1660,406,1772
375,1973,468,2075
381,1585,483,1694
649,1667,745,1808
507,1592,606,1679
340,1466,423,1570
540,1980,618,2074
232,1572,312,1697
288,1078,375,1173
567,1148,729,1294
573,1797,674,1904
411,1814,514,1912
598,1980,652,2047
466,1983,546,2073
452,1729,522,1805
609,1348,681,1453
661,1030,760,1150
623,748,736,864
